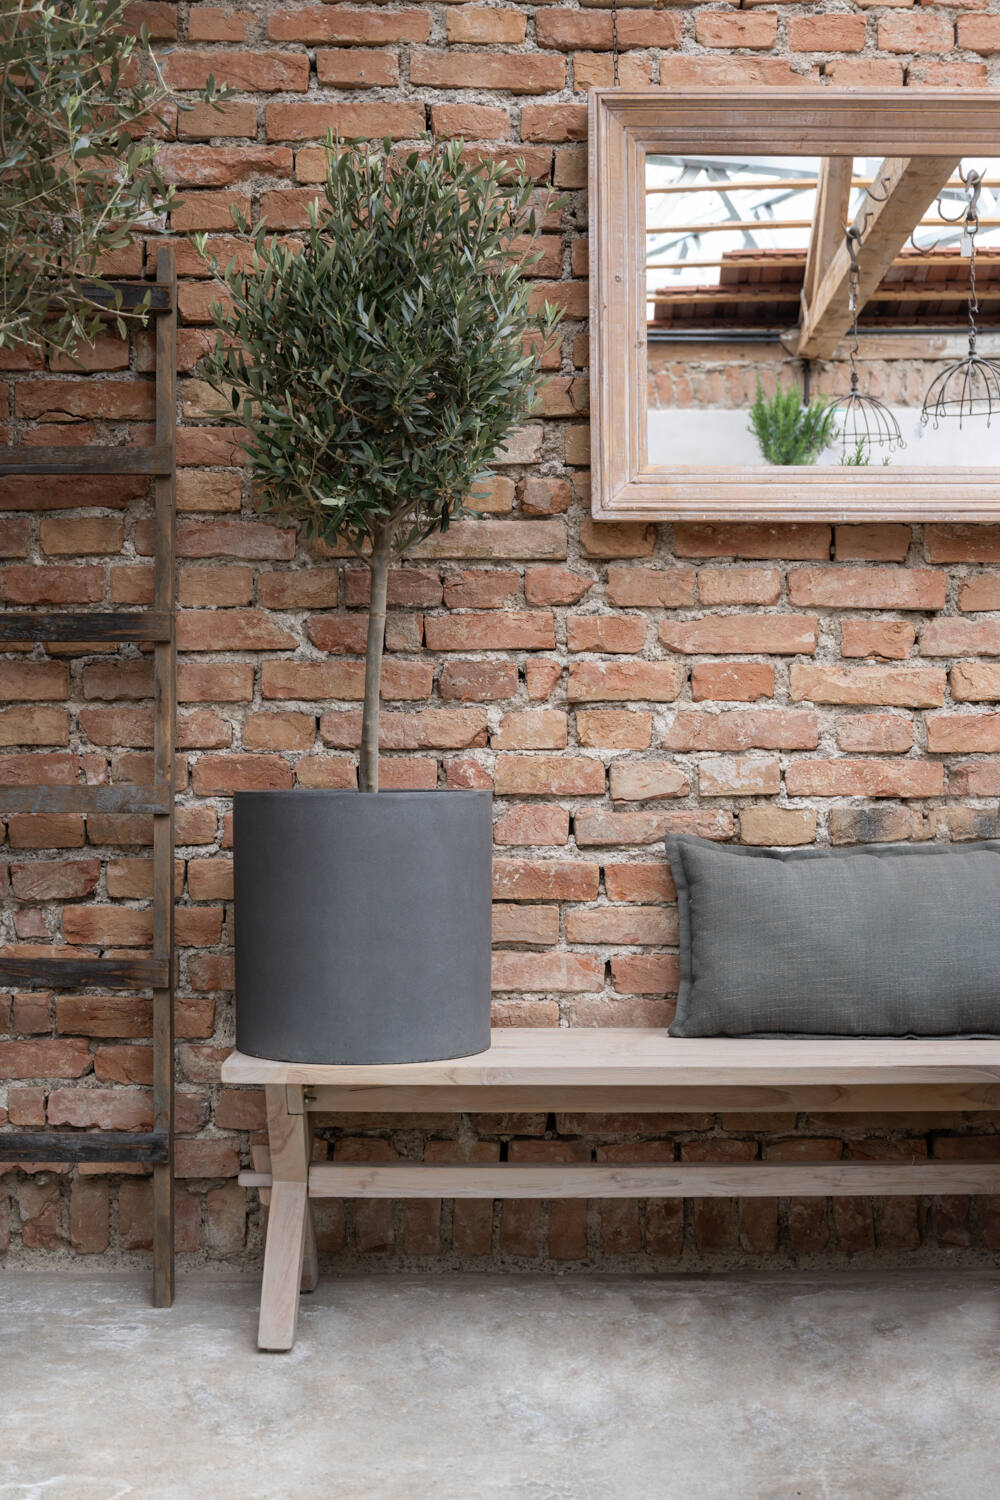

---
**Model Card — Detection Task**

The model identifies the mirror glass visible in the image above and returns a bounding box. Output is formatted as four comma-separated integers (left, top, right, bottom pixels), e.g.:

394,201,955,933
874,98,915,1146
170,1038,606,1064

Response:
645,153,1000,469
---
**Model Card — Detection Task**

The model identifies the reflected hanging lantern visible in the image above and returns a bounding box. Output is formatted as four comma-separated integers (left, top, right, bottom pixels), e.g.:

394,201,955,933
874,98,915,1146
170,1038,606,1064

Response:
921,167,1000,428
826,226,905,459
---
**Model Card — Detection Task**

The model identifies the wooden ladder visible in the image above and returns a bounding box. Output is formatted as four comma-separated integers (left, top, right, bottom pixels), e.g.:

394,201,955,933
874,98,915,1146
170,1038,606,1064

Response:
0,245,178,1306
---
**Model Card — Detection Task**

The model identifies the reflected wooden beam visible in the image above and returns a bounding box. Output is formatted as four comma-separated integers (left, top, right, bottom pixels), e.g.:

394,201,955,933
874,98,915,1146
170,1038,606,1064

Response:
797,156,960,360
801,158,853,330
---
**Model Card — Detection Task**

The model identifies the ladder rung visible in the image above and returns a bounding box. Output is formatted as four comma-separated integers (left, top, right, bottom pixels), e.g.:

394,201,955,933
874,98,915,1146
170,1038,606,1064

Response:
0,1130,170,1164
0,611,171,643
0,445,172,477
0,784,169,815
63,282,173,315
0,954,170,989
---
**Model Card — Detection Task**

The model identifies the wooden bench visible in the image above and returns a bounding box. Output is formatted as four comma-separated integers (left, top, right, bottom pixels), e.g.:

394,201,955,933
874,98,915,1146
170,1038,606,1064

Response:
222,1029,1000,1351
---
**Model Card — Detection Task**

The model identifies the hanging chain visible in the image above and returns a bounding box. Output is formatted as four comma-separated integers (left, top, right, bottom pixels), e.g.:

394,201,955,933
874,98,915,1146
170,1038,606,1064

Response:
963,168,983,354
610,0,620,85
845,225,863,393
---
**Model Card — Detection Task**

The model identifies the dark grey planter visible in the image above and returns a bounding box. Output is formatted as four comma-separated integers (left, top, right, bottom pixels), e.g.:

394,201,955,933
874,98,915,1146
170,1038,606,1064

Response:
233,788,493,1064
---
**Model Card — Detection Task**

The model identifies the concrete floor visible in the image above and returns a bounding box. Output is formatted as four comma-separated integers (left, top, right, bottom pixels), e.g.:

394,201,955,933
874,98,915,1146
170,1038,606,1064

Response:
2,1273,999,1500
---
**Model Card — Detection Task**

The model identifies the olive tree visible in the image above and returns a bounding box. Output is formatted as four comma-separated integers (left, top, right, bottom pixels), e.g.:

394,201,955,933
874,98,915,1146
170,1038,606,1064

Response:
0,0,222,357
200,139,562,793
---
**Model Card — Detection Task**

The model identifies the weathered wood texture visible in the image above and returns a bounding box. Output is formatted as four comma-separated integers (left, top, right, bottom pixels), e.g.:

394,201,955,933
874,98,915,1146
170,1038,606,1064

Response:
589,89,1000,520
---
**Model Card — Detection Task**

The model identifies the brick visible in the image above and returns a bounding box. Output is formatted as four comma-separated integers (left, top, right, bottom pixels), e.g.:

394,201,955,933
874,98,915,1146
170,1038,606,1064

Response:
691,663,775,702
424,612,554,651
243,711,316,751
567,906,675,946
699,757,780,797
951,662,1000,701
410,51,566,94
177,610,296,652
493,805,569,847
834,525,911,563
493,859,599,902
1,565,104,604
659,616,817,656
696,11,778,47
697,567,781,606
841,620,915,660
525,105,597,151
447,6,526,43
673,523,830,560
572,52,652,92
440,661,518,702
519,478,572,517
191,754,294,793
269,8,430,43
430,105,510,140
835,714,914,753
8,814,84,848
566,615,645,654
492,952,603,992
16,378,154,421
740,807,816,847
787,14,866,49
920,619,1000,656
789,664,945,708
266,102,426,143
19,1179,64,1248
0,706,68,746
39,517,124,556
605,565,695,608
956,15,1000,50
537,10,681,48
176,471,242,513
494,754,604,796
492,710,567,750
567,661,683,702
415,519,565,561
11,860,100,900
162,48,308,91
663,709,818,751
188,5,250,41
576,710,651,749
958,574,1000,612
525,659,562,699
525,567,592,606
608,761,689,801
611,954,679,996
787,567,944,611
159,145,293,188
925,524,1000,560
578,519,655,559
442,571,518,610
320,708,486,750
178,663,254,702
263,660,432,701
316,49,399,88
0,662,68,701
785,760,943,798
179,100,258,139
0,1039,91,1078
874,13,949,51
605,863,675,904
926,714,1000,753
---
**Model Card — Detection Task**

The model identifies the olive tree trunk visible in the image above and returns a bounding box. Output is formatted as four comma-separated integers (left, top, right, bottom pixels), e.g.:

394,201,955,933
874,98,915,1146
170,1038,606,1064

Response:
359,524,394,793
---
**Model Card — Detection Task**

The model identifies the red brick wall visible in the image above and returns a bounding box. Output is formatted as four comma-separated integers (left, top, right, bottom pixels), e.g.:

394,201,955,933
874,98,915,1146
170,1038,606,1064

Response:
3,6,1000,1268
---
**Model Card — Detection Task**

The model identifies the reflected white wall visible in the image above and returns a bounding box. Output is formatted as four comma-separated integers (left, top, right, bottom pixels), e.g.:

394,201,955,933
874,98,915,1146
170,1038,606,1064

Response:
647,406,1000,466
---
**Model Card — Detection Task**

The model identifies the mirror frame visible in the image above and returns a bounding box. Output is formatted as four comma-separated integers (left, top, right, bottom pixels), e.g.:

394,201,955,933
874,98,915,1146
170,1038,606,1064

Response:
588,89,1000,522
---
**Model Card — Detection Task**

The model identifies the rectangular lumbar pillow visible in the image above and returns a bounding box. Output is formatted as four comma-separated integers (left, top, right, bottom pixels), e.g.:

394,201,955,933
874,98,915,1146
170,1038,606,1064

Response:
667,834,1000,1038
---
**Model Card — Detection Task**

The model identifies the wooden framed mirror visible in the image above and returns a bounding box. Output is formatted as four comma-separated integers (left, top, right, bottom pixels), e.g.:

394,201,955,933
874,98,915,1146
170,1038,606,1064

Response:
588,90,1000,522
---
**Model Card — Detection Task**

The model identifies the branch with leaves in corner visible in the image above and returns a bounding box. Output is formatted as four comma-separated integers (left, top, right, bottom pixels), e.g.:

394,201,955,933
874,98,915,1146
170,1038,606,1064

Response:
199,137,563,793
0,0,225,359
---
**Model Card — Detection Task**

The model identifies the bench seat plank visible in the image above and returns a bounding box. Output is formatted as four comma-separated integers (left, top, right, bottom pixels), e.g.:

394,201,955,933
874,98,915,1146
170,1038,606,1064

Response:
221,1030,1000,1089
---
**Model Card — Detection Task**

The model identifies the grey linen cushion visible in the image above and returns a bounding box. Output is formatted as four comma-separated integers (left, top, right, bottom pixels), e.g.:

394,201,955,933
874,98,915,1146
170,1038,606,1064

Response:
667,835,1000,1038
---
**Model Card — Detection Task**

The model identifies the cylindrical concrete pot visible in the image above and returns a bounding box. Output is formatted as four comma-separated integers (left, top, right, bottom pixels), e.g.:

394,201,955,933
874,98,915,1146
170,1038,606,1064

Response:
233,789,493,1064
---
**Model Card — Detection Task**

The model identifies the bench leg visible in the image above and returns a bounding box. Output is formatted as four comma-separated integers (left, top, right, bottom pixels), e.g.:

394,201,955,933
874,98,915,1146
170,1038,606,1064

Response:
257,1084,314,1351
258,1180,308,1351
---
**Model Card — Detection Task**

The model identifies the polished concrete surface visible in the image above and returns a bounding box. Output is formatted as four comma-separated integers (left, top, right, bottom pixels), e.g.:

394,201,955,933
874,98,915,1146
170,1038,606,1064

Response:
2,1271,999,1499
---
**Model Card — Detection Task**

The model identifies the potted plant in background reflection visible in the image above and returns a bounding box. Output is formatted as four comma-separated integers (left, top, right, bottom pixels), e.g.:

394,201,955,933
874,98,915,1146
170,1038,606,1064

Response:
198,138,561,1064
747,378,837,465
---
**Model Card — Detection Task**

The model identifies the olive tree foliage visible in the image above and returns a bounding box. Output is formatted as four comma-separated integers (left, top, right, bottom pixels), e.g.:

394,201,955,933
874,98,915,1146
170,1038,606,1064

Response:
200,139,562,793
0,0,222,358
